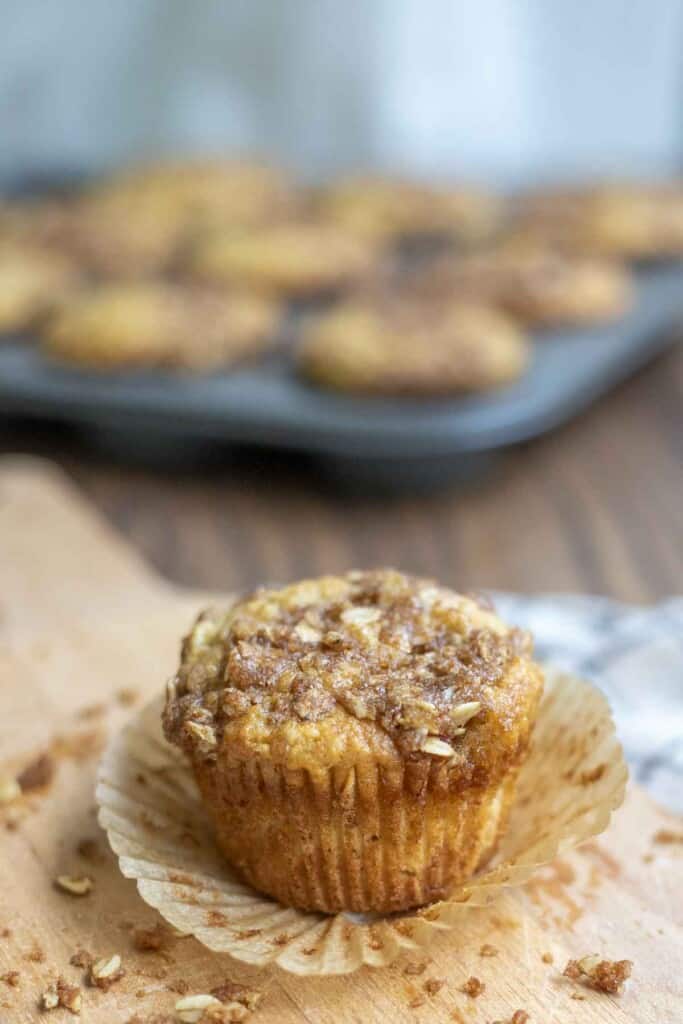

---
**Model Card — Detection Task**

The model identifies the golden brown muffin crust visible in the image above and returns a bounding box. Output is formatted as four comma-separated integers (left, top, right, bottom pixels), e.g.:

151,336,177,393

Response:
413,244,633,327
316,176,502,243
190,223,378,297
297,299,529,395
43,282,280,371
164,570,543,781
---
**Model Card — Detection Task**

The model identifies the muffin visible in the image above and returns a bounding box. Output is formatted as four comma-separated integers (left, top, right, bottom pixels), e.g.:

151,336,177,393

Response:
512,181,683,260
414,244,633,328
94,158,294,233
163,570,544,914
65,191,190,278
0,243,80,334
316,175,501,244
43,282,280,371
297,298,529,396
0,198,74,251
190,223,379,298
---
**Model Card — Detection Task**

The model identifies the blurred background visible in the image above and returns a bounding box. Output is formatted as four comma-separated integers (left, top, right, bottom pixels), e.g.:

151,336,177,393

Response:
0,0,681,603
2,0,683,183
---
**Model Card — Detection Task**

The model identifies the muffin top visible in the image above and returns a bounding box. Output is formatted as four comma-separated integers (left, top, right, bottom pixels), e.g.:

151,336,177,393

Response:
43,282,279,371
297,299,528,395
413,244,633,327
190,224,378,297
164,570,543,781
316,176,501,243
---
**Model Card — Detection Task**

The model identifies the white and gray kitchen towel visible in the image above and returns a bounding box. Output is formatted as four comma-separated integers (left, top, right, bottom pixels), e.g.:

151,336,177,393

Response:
494,593,683,813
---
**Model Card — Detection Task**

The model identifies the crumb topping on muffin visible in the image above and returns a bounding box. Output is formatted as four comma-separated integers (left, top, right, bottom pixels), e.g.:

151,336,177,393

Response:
298,300,528,395
164,570,542,772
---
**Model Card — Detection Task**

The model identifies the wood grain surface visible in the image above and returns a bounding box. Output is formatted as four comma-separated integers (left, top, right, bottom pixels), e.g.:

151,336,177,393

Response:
0,343,681,603
0,460,681,1024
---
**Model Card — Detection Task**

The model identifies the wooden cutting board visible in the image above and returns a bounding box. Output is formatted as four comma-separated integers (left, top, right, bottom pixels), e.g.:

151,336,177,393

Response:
0,457,681,1024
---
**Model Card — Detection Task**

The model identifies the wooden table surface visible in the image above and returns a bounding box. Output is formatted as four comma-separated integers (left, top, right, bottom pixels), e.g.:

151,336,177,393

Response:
1,343,681,602
1,456,681,1024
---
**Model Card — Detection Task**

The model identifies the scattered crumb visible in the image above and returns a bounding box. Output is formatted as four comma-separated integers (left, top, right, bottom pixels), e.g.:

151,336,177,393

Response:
24,944,45,963
570,992,586,1001
423,977,445,996
203,1004,251,1022
89,953,125,990
653,829,683,845
511,1013,529,1024
1,928,11,938
459,976,485,998
41,981,60,1011
563,955,632,994
175,994,222,1022
479,943,498,957
642,853,654,864
210,981,263,1011
408,994,426,1009
541,952,554,964
17,753,55,792
403,960,429,976
0,971,20,988
41,977,82,1014
57,978,82,1015
70,949,94,970
117,687,140,707
55,874,94,897
132,924,167,952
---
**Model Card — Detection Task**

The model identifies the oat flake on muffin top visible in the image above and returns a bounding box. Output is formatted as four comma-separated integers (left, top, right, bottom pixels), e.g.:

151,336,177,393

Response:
164,570,541,776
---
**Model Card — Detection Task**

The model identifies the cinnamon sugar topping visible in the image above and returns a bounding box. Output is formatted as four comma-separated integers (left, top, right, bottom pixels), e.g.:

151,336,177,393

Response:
460,976,485,998
563,954,632,994
165,570,540,762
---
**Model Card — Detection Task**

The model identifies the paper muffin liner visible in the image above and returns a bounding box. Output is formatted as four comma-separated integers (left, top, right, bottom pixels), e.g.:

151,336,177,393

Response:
96,668,627,975
191,755,518,915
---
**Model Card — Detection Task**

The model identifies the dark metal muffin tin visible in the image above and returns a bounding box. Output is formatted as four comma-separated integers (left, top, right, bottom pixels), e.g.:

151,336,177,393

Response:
0,167,681,484
1,266,681,457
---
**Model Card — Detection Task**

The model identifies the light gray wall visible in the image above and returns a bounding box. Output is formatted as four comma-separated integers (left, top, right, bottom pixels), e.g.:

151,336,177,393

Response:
1,0,681,183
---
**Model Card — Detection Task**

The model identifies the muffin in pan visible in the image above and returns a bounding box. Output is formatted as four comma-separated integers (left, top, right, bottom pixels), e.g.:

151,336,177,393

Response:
316,175,502,244
0,198,74,251
513,181,683,261
66,160,291,279
163,570,544,914
0,243,81,334
65,191,191,278
93,158,294,233
42,281,280,372
414,243,634,328
190,223,379,298
297,297,529,396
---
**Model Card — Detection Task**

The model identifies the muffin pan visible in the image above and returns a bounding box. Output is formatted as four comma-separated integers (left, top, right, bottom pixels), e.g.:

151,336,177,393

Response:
0,264,680,462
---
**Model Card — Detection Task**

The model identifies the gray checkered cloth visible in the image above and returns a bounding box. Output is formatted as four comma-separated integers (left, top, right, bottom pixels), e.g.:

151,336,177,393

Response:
493,593,683,812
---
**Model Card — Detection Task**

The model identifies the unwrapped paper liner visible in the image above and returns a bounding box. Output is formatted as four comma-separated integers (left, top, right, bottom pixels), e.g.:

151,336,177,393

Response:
96,668,627,975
